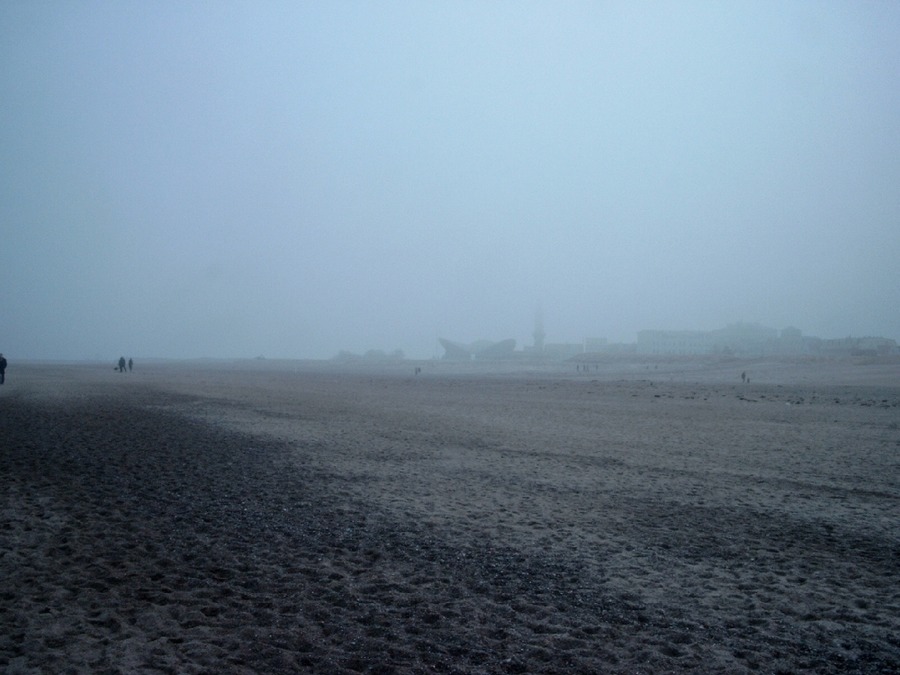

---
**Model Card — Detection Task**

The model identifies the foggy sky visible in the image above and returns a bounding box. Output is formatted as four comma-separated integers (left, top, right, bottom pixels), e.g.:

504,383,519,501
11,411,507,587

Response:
2,2,899,360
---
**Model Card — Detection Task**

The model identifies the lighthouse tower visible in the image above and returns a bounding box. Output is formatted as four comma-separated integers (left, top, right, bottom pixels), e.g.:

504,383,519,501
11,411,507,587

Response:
533,307,546,354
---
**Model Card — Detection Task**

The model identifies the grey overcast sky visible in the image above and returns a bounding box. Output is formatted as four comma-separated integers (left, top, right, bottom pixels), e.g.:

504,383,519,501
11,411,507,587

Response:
2,1,899,360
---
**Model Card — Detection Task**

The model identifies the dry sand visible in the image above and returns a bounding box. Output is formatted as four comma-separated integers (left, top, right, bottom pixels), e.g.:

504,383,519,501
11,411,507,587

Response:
1,358,898,673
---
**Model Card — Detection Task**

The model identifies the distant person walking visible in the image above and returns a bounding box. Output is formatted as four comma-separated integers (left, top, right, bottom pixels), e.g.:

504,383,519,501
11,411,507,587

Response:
118,356,127,373
128,358,133,372
0,353,6,384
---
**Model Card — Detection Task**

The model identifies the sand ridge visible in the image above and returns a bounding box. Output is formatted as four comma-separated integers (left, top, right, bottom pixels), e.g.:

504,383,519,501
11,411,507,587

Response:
1,361,898,673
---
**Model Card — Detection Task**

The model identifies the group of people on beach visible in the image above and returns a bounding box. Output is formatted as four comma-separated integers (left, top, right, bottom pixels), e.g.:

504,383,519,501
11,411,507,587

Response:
0,355,135,383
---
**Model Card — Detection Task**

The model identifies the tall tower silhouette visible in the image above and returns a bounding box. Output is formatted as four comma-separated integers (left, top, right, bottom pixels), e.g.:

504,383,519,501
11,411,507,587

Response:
533,307,546,353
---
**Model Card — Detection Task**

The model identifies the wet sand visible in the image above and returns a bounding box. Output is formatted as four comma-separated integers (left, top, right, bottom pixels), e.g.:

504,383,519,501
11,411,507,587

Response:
1,359,898,673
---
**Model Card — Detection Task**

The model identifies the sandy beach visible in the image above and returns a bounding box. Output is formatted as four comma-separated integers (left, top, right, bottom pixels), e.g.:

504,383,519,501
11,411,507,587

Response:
1,358,898,673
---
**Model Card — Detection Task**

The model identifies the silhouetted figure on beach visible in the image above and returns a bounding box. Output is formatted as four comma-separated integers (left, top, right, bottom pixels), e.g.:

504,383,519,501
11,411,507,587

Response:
0,353,7,384
741,371,747,383
118,356,127,373
128,358,133,372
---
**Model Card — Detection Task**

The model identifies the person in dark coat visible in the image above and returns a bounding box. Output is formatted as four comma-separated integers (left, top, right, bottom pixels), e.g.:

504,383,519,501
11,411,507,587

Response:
0,353,6,384
118,356,126,373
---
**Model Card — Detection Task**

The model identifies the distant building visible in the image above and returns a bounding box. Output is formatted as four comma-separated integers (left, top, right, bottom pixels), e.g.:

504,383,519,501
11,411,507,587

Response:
637,322,804,356
716,322,779,355
438,317,897,363
820,336,898,357
635,323,900,357
637,329,712,356
438,338,517,360
541,342,584,360
584,337,608,353
533,308,546,354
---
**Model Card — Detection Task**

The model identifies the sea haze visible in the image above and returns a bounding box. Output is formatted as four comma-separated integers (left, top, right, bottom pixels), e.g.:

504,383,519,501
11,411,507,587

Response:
2,2,899,360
